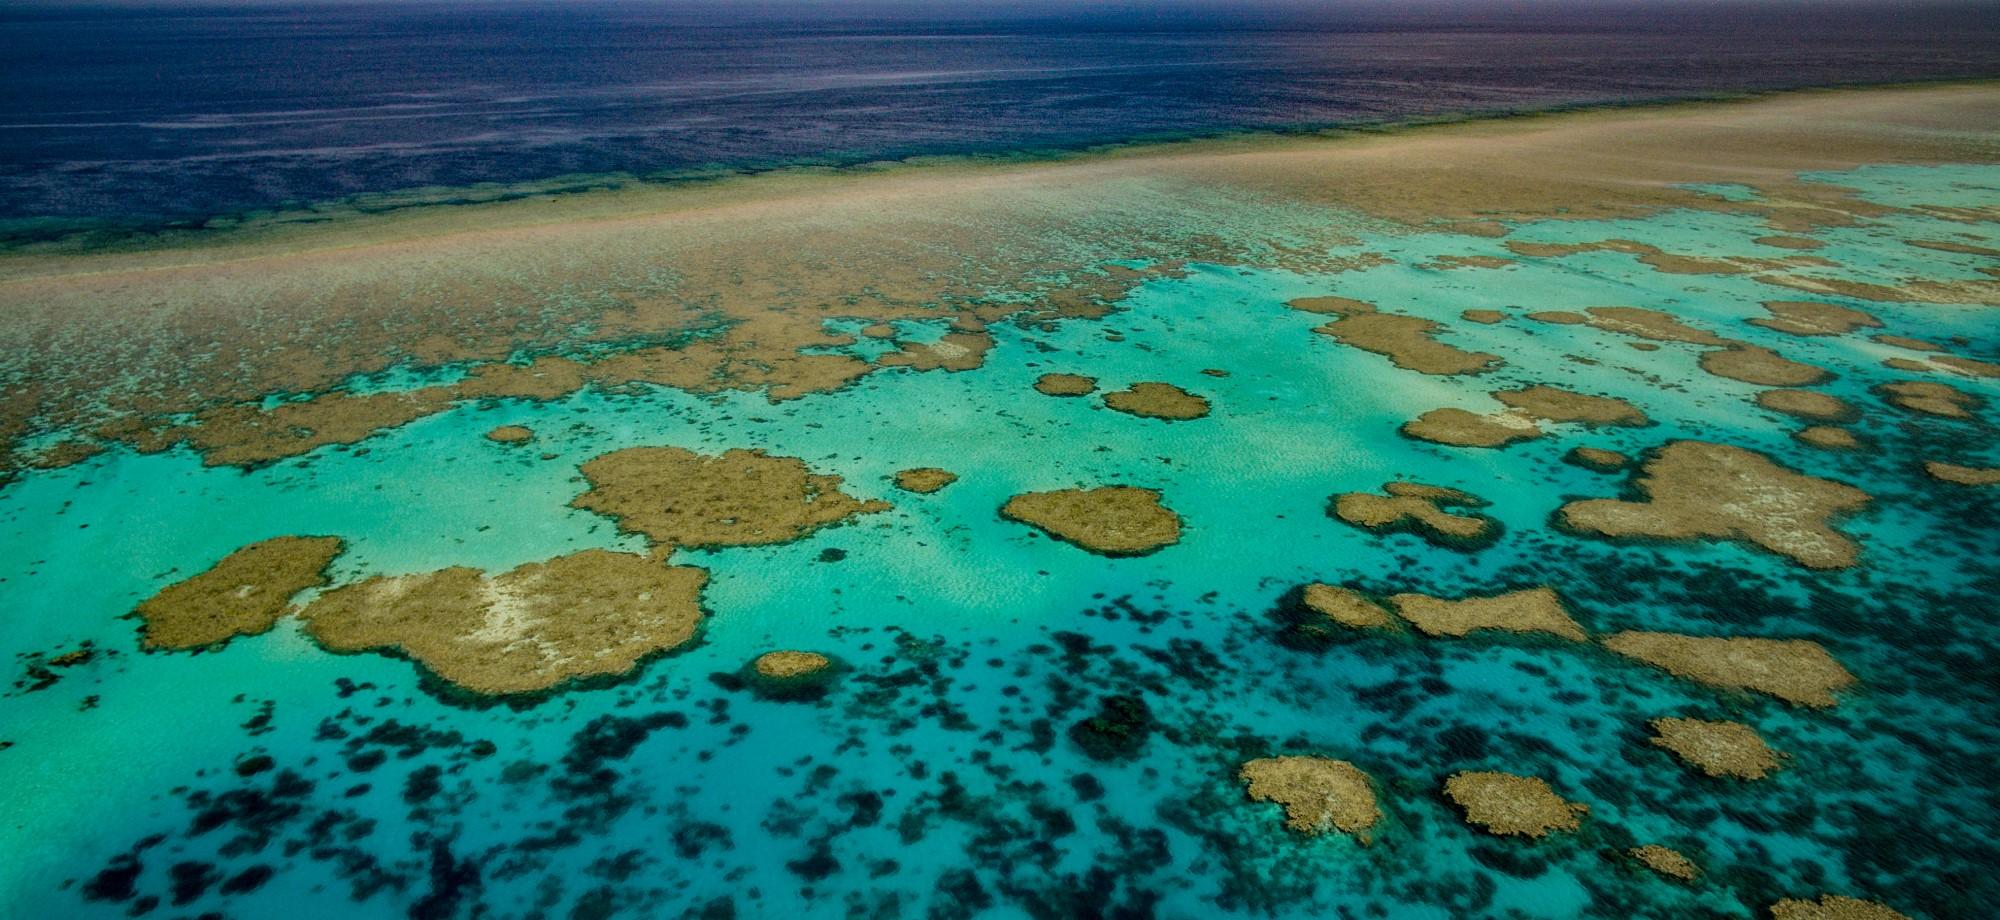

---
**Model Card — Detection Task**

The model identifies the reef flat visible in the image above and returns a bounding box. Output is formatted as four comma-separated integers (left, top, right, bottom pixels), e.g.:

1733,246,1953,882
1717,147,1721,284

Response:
1,84,1996,919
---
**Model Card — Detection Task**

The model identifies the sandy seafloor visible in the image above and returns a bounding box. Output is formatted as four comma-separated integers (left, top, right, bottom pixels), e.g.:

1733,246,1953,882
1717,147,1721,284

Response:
1,103,1998,919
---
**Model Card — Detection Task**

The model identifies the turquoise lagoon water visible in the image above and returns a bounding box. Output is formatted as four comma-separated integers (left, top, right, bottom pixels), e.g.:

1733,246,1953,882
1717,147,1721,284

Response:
1,164,1996,919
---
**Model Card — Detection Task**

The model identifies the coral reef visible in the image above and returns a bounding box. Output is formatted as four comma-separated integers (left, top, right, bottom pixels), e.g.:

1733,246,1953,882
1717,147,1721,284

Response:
1756,389,1856,422
1604,632,1856,708
1628,845,1699,881
1647,717,1783,779
300,550,708,696
1033,373,1098,397
1877,380,1982,419
1298,583,1396,630
1565,446,1631,472
893,468,959,493
1442,772,1587,838
1492,385,1649,426
1749,301,1881,336
1924,461,2000,486
1698,346,1831,387
573,447,889,550
1329,482,1499,549
1795,426,1860,450
1401,408,1542,448
1530,306,1731,346
1769,895,1911,920
754,650,833,679
743,650,841,701
134,536,345,650
1102,382,1211,420
1313,313,1501,375
1557,441,1869,569
1239,757,1382,841
1388,586,1588,641
1000,487,1181,556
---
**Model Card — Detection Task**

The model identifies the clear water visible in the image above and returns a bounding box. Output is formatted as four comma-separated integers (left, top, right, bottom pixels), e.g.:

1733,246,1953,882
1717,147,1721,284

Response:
1,162,1994,918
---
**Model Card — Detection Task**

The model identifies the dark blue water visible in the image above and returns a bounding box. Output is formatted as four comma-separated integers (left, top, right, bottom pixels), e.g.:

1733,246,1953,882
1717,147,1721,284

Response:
2,1,1997,231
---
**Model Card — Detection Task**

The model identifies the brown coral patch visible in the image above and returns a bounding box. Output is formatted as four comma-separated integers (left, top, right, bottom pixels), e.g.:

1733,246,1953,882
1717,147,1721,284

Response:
1401,408,1542,448
1493,385,1648,426
1507,239,1764,275
23,439,104,470
753,650,833,679
183,389,456,467
1907,238,2000,257
573,446,889,550
1298,584,1397,630
1749,301,1881,336
1756,236,1824,250
1530,305,1733,346
1770,895,1912,920
1284,295,1375,315
1698,346,1832,387
1586,306,1732,346
1565,446,1631,472
134,536,346,650
1102,382,1211,420
1756,389,1856,422
1871,334,1944,352
485,425,533,444
1000,486,1180,556
877,331,994,372
1313,313,1501,376
1557,441,1868,569
1628,845,1700,881
1933,355,2000,378
1240,756,1382,841
1461,309,1507,324
1527,310,1588,325
893,467,958,493
1876,380,1982,419
1033,373,1098,397
1388,586,1587,641
1605,632,1856,708
1795,426,1860,450
299,549,707,696
1442,771,1587,838
1924,461,2000,486
1647,716,1782,780
1330,482,1498,549
1753,272,2000,307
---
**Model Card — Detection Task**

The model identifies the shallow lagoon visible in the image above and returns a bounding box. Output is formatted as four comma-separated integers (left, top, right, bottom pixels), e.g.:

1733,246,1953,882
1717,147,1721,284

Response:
1,162,1995,919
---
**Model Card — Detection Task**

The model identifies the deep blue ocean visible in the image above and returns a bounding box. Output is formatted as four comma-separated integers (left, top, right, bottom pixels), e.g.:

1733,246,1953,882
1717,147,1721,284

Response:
3,1,1998,231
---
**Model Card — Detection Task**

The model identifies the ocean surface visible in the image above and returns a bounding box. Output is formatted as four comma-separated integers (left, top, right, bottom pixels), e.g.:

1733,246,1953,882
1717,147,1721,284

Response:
3,1,1999,233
